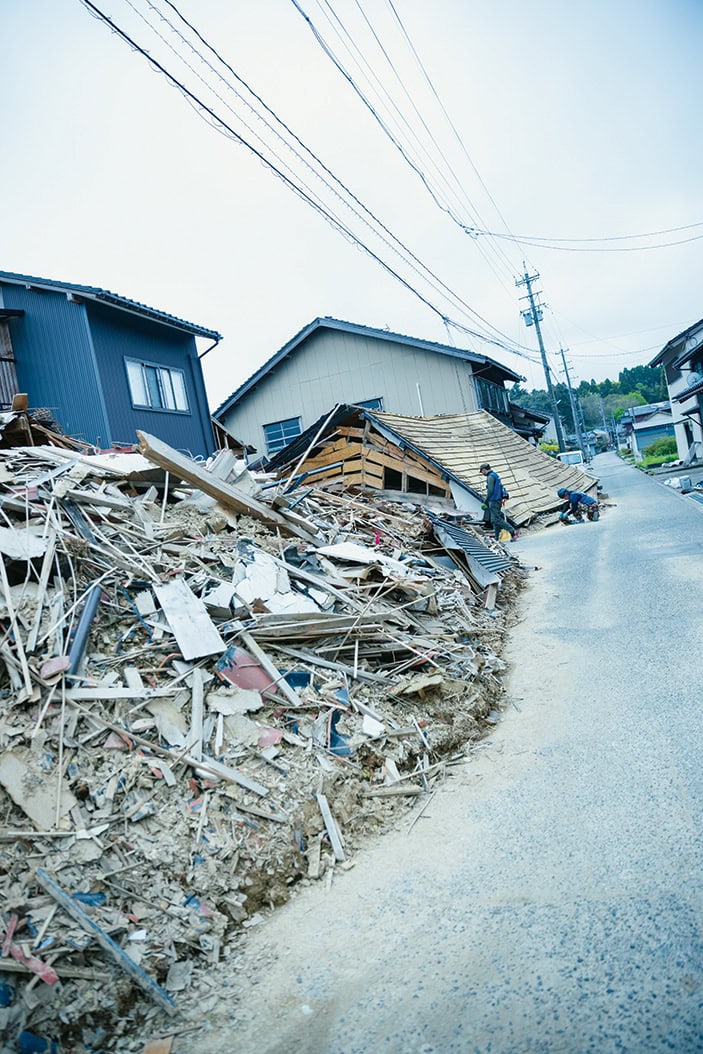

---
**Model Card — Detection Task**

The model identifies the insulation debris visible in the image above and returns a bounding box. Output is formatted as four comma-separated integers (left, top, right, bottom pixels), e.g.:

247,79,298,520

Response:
0,429,524,1052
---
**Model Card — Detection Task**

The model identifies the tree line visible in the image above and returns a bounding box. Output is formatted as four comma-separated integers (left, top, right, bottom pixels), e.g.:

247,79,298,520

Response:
510,364,667,434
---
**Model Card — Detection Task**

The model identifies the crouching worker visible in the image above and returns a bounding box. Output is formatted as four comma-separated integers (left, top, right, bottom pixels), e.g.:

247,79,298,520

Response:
557,487,599,523
480,463,517,541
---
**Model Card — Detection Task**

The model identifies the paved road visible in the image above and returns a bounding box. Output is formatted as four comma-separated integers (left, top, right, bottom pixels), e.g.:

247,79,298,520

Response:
203,453,703,1054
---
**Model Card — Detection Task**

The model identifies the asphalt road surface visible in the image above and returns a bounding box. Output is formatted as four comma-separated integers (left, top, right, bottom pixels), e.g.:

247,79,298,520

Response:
202,453,703,1054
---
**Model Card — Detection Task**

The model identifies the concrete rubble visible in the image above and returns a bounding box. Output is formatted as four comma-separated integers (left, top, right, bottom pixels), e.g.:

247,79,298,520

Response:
0,425,524,1053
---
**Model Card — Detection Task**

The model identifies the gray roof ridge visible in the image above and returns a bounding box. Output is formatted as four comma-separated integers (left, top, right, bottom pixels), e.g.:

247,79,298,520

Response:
0,269,220,340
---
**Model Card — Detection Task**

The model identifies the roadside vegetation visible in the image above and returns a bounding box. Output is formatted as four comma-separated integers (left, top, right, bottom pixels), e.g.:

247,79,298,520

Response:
512,364,666,435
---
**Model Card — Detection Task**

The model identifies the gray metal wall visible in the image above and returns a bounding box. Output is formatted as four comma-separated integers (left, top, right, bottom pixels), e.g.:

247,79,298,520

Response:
222,329,479,452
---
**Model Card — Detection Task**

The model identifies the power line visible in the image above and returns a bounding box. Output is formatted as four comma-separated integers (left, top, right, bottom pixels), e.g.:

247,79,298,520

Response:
470,219,703,244
78,0,538,364
145,0,537,356
290,0,524,293
382,0,523,276
472,229,703,252
126,0,508,341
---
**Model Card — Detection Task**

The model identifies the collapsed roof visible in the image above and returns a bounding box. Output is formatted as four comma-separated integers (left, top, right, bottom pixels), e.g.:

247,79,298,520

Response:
268,404,597,524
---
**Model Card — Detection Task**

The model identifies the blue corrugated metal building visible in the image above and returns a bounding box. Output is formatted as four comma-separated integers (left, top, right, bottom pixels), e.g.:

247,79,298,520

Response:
0,270,220,457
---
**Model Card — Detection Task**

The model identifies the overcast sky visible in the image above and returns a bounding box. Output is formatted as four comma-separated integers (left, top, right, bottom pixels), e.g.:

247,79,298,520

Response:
3,0,702,405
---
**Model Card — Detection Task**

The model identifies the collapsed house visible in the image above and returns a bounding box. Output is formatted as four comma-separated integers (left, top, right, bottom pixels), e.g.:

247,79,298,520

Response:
0,420,525,1052
266,404,599,523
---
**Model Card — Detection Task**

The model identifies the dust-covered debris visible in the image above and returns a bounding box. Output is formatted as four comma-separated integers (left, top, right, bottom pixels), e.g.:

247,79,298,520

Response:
0,428,525,1052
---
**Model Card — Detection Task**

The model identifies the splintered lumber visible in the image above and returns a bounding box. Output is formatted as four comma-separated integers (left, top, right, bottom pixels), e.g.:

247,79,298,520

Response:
5,941,59,985
0,959,110,982
365,785,423,798
154,579,225,661
0,556,34,699
65,700,268,796
137,431,317,543
315,793,345,862
36,868,177,1015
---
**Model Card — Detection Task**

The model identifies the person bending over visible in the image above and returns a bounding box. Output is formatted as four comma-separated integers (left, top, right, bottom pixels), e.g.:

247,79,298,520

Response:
557,487,599,522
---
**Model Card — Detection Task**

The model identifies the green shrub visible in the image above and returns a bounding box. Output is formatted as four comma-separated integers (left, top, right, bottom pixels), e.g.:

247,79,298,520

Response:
540,442,559,455
643,436,677,458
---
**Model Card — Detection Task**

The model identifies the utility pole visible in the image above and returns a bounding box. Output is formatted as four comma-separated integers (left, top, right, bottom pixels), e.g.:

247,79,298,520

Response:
516,267,566,451
599,397,614,448
559,347,588,460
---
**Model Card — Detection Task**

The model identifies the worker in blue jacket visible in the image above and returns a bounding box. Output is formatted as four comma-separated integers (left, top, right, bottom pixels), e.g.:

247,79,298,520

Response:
480,463,517,541
557,487,599,522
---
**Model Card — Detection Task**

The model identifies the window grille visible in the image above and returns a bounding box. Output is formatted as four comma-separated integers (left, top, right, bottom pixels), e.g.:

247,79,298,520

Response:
263,416,302,454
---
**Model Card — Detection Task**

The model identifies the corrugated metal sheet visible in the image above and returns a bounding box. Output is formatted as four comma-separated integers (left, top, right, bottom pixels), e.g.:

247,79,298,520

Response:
0,323,18,408
427,512,514,575
2,284,111,445
87,303,213,456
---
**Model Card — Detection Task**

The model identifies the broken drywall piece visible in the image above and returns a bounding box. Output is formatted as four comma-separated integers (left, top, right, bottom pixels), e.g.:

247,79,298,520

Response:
206,686,264,715
0,751,77,830
0,526,49,561
154,579,225,661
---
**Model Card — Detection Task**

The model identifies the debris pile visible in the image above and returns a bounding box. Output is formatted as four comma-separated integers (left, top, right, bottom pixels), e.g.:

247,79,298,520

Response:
0,429,522,1052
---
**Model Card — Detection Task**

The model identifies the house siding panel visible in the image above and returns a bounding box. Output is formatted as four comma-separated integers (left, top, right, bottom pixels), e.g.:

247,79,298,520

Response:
222,329,479,450
87,304,213,456
1,284,110,443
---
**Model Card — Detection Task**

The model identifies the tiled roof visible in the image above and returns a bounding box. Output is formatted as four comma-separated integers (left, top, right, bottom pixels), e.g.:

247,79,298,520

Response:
674,377,703,403
369,408,597,523
0,270,221,340
649,317,703,366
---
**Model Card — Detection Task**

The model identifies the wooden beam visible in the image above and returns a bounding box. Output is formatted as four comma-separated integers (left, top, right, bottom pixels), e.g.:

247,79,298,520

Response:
36,868,177,1015
137,431,317,543
302,442,363,471
363,449,445,488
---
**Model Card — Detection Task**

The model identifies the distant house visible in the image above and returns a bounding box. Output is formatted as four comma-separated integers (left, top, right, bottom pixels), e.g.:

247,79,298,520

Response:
620,402,675,459
213,318,547,457
267,404,597,524
649,319,703,463
0,270,221,456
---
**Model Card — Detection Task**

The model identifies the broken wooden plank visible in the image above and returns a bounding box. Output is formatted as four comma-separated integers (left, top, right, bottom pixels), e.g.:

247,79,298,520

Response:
64,699,269,796
137,431,317,543
188,668,204,761
36,868,177,1014
64,687,176,701
0,556,34,699
0,959,110,981
272,645,387,685
307,832,323,879
154,579,225,661
315,793,345,862
26,530,57,653
6,942,59,985
365,785,423,798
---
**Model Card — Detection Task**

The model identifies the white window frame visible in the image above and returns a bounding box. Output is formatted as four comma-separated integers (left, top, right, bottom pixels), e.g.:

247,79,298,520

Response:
125,358,189,413
354,397,384,410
